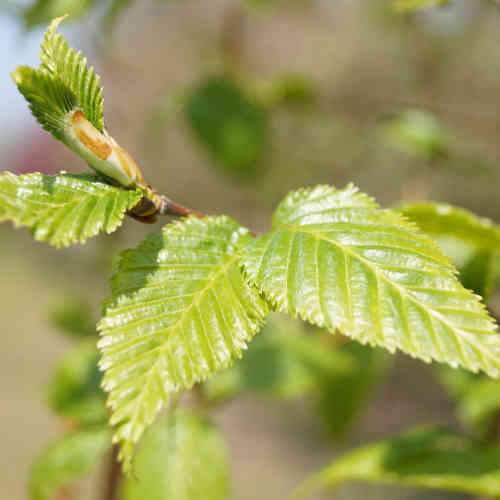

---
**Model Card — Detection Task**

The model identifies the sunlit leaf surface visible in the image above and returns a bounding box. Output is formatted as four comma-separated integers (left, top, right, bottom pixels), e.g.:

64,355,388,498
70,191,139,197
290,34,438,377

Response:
243,184,499,376
0,172,141,247
99,216,268,471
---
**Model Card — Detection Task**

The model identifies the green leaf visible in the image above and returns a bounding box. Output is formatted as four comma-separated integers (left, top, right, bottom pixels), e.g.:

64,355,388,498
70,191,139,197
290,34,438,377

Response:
0,172,141,247
460,249,495,301
12,65,77,142
185,77,268,180
99,216,269,471
48,341,107,425
400,202,500,251
40,16,104,132
29,428,111,500
315,342,390,439
121,410,229,500
49,297,97,338
23,0,96,29
382,109,447,160
401,202,500,301
242,184,500,377
252,73,316,109
297,426,500,498
13,18,149,189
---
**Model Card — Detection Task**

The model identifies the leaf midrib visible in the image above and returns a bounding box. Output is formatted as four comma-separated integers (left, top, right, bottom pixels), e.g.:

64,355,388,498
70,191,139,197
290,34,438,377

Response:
115,250,241,432
278,223,497,366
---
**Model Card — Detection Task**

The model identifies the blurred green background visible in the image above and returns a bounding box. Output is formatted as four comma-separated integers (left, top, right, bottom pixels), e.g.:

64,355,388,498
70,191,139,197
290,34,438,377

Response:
2,0,500,498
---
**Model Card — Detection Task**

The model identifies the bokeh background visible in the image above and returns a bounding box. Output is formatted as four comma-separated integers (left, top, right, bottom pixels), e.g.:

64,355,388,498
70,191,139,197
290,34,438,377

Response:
1,0,500,498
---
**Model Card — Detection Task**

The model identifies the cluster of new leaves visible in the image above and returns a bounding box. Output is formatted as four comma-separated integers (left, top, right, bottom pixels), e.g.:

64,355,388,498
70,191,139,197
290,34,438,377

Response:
3,19,147,246
14,16,104,138
6,18,500,484
98,184,500,470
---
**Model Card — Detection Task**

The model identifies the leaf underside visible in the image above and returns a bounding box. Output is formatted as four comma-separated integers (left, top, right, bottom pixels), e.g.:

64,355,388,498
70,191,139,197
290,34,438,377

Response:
0,172,141,247
242,184,500,377
121,411,229,500
299,426,500,497
99,216,268,471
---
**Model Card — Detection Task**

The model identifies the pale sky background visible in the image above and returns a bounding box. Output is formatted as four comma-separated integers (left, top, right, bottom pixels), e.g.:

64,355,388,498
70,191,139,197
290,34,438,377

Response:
0,13,41,148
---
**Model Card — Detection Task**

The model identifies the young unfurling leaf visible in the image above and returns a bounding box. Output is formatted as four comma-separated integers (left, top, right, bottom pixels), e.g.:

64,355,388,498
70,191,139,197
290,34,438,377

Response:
242,184,500,377
39,16,104,131
12,17,148,189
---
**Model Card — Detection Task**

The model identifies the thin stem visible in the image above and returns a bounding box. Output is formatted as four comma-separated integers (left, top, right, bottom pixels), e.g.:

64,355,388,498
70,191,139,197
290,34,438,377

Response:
158,195,205,218
102,445,121,500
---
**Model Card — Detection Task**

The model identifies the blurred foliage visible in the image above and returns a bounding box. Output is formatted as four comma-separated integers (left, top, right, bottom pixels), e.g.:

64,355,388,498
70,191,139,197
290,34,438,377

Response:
22,0,97,28
185,76,268,180
148,72,315,181
102,0,134,30
401,202,500,301
438,367,500,439
403,201,500,442
30,428,111,500
251,73,317,109
401,203,500,251
298,426,500,498
204,315,354,402
49,297,97,338
381,109,448,161
47,340,107,426
460,249,495,301
206,314,390,439
315,342,390,439
121,411,229,500
393,0,451,12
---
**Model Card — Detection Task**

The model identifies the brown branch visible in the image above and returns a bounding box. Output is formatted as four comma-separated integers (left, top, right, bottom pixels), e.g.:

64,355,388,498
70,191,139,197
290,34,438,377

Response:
102,445,121,500
158,196,205,218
